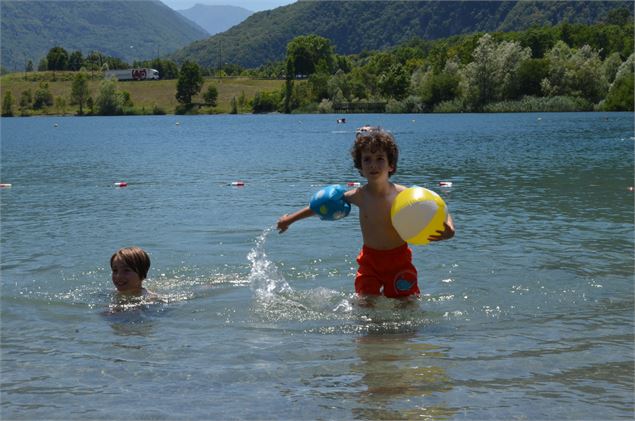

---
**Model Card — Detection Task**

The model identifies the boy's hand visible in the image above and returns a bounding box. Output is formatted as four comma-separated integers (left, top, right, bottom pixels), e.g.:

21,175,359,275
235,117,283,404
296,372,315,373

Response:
428,222,455,242
277,214,292,233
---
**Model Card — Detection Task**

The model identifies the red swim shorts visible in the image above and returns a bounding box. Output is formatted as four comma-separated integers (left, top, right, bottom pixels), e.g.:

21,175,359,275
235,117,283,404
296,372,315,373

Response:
355,243,419,298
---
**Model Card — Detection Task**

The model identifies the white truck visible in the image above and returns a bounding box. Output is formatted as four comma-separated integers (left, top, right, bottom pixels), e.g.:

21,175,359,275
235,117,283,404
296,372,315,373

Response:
105,68,159,81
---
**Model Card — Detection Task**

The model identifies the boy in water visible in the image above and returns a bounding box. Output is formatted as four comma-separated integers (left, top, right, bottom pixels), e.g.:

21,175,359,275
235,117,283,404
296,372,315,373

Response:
110,246,155,297
277,126,454,300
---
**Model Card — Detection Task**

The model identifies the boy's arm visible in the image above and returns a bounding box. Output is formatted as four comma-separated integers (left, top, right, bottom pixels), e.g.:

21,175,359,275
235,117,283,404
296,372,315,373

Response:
428,213,455,242
277,206,315,233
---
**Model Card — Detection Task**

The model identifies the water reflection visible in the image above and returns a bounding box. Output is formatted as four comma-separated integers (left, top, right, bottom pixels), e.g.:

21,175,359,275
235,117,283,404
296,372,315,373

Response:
351,333,456,420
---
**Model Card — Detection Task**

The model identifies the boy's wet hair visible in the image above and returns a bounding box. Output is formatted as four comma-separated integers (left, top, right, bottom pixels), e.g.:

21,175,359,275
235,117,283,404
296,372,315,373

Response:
110,247,151,280
351,126,398,177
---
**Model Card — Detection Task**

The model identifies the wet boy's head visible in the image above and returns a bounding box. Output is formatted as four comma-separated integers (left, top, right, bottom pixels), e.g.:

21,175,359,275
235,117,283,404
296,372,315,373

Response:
351,126,398,177
110,247,151,281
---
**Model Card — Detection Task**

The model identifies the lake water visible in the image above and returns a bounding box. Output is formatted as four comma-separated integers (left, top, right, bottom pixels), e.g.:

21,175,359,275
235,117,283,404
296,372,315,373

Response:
1,113,633,420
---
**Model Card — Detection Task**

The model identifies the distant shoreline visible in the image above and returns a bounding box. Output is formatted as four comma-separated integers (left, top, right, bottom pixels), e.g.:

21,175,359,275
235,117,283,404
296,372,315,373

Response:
0,71,628,117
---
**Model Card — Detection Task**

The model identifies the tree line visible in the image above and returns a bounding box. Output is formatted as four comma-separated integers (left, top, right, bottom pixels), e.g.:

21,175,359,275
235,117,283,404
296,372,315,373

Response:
2,16,633,116
172,16,635,114
277,18,634,113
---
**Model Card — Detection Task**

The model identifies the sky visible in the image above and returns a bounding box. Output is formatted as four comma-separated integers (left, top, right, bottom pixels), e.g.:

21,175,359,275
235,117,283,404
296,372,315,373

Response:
161,0,296,12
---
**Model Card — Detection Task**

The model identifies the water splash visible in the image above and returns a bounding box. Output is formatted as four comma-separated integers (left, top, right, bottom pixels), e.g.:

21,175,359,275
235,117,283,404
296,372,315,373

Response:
247,226,291,298
246,227,432,334
247,227,352,322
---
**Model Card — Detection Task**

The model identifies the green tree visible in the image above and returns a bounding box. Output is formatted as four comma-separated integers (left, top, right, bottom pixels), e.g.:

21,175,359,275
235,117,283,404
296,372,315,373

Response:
96,79,118,115
286,35,335,77
378,63,410,100
514,58,548,98
85,51,105,71
203,84,218,106
603,52,623,84
541,41,571,96
95,78,128,115
238,91,246,108
461,34,499,109
86,97,94,115
150,58,179,79
55,96,67,115
176,61,203,105
496,40,532,100
2,91,14,117
568,44,607,103
517,27,557,58
416,60,461,110
47,46,69,71
602,53,634,111
543,41,608,102
327,69,352,101
308,72,330,102
37,58,48,71
68,51,84,71
348,67,371,100
252,91,281,113
70,71,90,115
19,89,32,112
462,34,531,109
33,82,53,109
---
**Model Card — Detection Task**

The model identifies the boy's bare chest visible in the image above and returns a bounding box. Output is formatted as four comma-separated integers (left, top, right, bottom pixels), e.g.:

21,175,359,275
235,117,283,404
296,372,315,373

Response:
359,194,393,225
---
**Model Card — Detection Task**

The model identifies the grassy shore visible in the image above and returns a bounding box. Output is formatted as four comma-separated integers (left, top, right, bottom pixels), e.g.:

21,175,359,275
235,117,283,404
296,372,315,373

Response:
0,71,285,115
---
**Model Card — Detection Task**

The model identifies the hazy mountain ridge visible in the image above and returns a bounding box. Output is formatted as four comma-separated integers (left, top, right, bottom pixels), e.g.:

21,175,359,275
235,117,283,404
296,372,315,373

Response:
1,0,208,71
177,4,253,35
170,0,632,68
2,0,631,72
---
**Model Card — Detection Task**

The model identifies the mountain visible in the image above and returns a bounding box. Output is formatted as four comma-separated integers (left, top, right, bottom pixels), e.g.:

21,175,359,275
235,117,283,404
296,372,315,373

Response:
177,4,253,35
1,0,208,71
170,0,633,69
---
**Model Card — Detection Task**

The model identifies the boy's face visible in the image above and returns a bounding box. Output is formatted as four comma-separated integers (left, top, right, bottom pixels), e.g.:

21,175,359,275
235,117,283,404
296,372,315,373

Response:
111,257,143,294
360,147,394,181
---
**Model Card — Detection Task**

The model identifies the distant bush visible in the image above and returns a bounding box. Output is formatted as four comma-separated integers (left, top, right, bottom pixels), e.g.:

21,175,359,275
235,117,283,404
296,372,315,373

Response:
483,96,593,112
252,91,281,113
175,103,196,115
317,99,333,113
2,91,14,116
32,82,53,109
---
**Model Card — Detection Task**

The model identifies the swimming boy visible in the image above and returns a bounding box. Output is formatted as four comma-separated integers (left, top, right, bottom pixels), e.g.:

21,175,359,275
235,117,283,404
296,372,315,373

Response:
110,246,154,297
277,126,454,299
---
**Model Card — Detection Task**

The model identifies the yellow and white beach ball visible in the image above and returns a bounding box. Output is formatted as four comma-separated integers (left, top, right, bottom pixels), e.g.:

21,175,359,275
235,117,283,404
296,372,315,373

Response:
391,186,447,245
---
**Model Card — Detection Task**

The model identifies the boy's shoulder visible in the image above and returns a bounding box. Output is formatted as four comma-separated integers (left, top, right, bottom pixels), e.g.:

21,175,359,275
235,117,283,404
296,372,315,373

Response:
393,182,407,192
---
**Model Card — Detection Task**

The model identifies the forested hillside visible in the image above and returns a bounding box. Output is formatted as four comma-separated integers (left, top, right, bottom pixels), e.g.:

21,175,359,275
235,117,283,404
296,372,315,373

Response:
1,0,208,72
171,0,633,68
